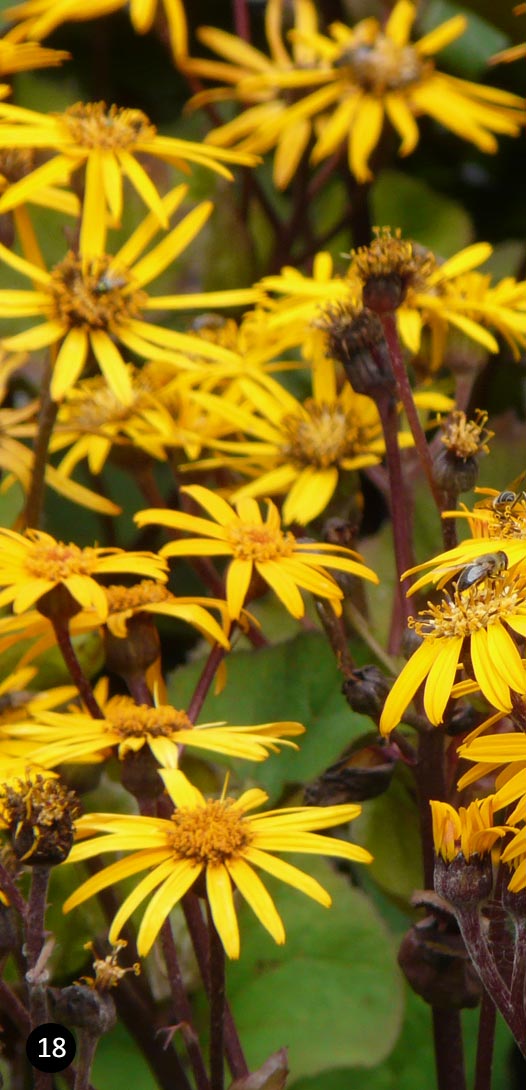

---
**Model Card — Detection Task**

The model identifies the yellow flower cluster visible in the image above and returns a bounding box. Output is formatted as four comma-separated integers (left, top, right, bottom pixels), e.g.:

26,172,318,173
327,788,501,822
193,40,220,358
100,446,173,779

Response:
0,0,525,1077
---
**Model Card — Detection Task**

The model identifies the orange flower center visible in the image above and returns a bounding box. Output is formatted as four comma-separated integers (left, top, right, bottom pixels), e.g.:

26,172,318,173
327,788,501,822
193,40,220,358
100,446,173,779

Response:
169,799,252,863
58,373,142,428
105,696,191,739
105,580,174,613
49,252,146,330
413,570,526,639
25,540,99,580
226,521,296,561
62,102,157,149
281,398,379,468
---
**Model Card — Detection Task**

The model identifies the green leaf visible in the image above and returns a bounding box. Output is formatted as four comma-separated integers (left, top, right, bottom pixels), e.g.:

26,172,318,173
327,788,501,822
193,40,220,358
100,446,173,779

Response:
226,857,404,1084
168,632,374,800
90,1021,153,1090
352,768,423,906
289,978,516,1089
372,170,473,257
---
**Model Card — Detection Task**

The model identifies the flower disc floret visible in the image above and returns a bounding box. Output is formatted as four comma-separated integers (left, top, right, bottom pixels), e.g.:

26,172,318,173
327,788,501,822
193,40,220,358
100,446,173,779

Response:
49,253,145,329
281,401,362,468
169,798,253,864
225,521,296,562
413,575,526,640
337,32,426,92
24,540,99,581
107,699,192,740
62,102,157,149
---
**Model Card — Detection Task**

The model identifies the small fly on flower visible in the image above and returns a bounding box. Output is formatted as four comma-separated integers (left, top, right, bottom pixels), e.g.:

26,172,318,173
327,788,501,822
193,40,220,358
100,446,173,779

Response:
456,550,508,593
94,272,128,294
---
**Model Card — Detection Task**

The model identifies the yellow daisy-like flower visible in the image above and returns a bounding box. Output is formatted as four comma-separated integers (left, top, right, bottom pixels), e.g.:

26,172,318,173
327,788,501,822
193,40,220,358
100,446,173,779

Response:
63,767,372,958
0,668,77,766
135,484,379,620
398,486,526,614
0,665,75,724
430,797,510,864
4,0,188,61
184,0,524,187
0,100,256,256
187,353,451,524
379,562,526,733
187,364,390,525
0,527,168,619
5,679,305,769
0,186,257,405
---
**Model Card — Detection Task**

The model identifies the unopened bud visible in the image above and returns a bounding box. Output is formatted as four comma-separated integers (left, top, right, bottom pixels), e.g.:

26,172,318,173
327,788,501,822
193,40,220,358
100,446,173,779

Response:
342,665,391,718
434,854,493,908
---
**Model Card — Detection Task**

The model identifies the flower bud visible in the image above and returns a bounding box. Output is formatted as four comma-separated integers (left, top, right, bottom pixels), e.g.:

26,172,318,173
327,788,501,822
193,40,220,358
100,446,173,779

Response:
342,665,391,718
51,985,116,1035
434,854,493,908
103,613,160,679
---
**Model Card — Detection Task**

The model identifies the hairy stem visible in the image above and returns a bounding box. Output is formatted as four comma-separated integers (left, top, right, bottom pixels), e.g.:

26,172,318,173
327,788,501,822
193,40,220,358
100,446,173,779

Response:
473,989,496,1090
381,313,444,517
25,864,51,1029
182,893,249,1079
51,619,103,718
207,902,226,1090
160,919,210,1090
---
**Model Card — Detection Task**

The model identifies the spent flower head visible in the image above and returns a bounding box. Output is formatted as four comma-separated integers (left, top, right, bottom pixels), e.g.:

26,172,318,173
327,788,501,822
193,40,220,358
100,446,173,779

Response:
0,771,79,863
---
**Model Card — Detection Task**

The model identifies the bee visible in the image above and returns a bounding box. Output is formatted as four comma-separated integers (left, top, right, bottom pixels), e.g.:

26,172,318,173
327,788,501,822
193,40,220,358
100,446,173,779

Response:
456,550,508,593
492,488,526,512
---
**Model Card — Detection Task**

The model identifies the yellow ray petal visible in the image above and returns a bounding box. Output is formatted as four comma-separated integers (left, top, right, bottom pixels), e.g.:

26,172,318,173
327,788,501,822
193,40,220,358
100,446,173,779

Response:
423,636,463,724
206,863,240,959
227,856,285,944
136,860,201,956
379,639,439,735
